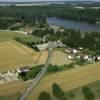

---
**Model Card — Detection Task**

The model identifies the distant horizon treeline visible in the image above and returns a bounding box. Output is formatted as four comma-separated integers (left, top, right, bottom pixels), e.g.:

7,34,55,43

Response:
0,5,100,29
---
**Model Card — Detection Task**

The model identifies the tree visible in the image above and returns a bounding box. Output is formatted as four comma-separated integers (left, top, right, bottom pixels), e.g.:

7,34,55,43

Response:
38,92,51,100
52,83,66,100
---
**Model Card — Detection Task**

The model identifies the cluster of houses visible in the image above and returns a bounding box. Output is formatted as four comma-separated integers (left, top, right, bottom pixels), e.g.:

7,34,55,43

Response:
0,70,18,84
65,48,100,63
0,66,31,84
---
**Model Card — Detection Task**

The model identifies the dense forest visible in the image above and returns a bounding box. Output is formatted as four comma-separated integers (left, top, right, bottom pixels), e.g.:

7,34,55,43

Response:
0,5,100,29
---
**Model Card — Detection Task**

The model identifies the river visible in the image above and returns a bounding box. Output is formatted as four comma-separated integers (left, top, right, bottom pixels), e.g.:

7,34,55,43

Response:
47,18,100,32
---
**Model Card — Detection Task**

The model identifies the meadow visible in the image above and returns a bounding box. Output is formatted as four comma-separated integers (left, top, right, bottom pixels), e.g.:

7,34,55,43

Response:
0,31,24,41
0,30,41,42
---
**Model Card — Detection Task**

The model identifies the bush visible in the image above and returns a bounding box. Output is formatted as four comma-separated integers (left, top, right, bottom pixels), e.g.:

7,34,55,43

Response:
19,65,43,81
47,64,59,73
62,63,74,70
82,86,94,100
68,92,75,98
38,92,51,100
52,83,66,100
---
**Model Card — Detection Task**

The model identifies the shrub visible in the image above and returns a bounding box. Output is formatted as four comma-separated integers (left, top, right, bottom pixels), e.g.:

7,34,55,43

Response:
38,92,51,100
68,92,75,98
47,64,59,73
82,86,94,100
19,65,43,81
52,83,66,100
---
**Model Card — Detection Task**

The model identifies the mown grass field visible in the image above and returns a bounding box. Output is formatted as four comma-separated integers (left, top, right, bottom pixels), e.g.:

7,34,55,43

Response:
0,80,29,100
0,40,48,72
0,31,47,72
51,51,72,65
27,63,100,100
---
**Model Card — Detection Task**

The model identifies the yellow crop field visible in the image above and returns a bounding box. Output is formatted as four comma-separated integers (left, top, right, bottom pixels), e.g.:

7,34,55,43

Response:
27,63,100,100
0,80,29,100
0,40,48,72
0,63,100,100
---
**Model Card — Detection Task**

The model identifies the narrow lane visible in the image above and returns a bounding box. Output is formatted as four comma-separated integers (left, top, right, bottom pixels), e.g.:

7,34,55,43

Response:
19,42,53,100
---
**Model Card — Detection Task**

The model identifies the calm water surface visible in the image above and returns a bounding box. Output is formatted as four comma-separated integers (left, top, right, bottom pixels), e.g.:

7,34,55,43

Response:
47,18,100,32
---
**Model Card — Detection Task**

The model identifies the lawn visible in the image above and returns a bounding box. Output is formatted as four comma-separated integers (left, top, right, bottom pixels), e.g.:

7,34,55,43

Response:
0,40,48,72
51,51,72,66
27,63,100,100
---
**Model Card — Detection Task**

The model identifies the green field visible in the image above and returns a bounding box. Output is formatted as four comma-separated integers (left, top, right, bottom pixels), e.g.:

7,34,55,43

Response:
0,31,24,41
0,30,41,42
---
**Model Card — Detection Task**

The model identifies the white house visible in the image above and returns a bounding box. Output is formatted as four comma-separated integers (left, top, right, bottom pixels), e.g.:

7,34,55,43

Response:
18,66,30,73
97,56,100,61
73,49,78,54
84,55,89,60
68,55,73,60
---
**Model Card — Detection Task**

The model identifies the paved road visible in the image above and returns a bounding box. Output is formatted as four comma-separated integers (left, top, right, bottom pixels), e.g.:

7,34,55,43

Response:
19,42,53,100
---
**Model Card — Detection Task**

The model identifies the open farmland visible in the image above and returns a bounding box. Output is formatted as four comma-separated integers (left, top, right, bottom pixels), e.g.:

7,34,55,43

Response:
51,51,72,65
0,62,100,100
0,40,48,72
0,30,47,72
0,80,30,100
27,63,100,100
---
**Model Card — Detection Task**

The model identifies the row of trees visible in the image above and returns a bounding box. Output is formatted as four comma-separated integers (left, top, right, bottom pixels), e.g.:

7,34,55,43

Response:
15,35,42,50
38,84,95,100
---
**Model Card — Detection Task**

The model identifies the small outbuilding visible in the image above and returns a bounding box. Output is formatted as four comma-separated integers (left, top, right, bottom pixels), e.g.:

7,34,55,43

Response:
35,43,48,51
18,66,30,73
